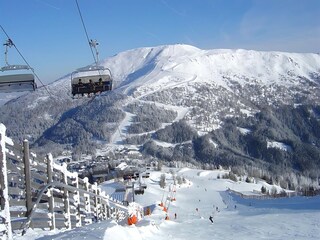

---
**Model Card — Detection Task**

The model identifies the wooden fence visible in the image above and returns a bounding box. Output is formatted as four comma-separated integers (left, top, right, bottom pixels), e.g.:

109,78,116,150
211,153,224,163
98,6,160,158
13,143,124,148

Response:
0,123,128,239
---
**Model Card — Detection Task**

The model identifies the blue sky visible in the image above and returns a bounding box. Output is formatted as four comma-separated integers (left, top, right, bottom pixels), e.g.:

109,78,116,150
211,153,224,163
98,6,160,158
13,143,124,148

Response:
0,0,319,84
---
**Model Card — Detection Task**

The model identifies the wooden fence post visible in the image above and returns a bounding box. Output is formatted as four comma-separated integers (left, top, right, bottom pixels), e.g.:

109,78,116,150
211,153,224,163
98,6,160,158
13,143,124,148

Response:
97,188,102,220
93,182,99,221
0,124,12,239
23,140,32,218
62,163,71,229
83,177,91,224
100,191,107,220
74,174,82,227
47,154,55,230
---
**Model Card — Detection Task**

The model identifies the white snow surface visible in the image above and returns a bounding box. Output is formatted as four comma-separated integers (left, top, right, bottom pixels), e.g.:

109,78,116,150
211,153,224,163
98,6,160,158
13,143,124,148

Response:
237,127,252,135
108,45,320,97
267,141,292,152
15,168,320,240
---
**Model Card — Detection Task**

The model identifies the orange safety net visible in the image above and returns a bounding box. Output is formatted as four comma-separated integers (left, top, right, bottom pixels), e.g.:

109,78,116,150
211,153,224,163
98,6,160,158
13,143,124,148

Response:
127,215,138,225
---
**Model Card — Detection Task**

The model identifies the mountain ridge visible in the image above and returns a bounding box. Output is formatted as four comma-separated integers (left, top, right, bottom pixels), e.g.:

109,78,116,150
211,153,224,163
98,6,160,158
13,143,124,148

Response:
0,44,319,183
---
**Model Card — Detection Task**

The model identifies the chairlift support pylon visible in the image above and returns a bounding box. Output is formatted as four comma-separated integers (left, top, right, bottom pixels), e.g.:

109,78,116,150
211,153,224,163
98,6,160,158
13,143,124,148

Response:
0,39,36,93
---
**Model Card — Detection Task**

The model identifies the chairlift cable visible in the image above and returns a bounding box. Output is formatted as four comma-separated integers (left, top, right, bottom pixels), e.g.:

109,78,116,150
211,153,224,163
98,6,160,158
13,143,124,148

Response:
0,24,52,96
75,0,98,65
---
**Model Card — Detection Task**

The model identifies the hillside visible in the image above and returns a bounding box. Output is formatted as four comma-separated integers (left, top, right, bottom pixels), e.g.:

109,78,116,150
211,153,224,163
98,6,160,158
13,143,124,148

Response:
0,44,319,185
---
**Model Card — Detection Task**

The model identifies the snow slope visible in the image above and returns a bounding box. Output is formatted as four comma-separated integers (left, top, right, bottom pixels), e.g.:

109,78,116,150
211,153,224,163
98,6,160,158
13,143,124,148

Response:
30,44,318,101
16,168,320,240
104,45,320,98
85,44,320,147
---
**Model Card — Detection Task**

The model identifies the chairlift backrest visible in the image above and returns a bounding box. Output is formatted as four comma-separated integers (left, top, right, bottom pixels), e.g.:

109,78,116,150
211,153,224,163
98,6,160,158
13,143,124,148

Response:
0,73,36,93
71,74,111,85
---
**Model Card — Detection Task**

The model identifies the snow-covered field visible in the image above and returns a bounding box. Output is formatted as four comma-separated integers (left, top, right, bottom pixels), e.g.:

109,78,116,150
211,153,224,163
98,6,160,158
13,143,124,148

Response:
15,168,320,240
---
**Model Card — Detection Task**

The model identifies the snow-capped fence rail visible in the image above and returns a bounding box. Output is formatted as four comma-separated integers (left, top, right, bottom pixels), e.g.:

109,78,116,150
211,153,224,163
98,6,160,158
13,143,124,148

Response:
0,124,128,239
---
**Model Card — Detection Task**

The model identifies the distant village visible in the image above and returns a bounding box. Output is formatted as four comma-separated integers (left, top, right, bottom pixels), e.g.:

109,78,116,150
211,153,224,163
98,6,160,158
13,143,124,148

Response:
55,147,159,184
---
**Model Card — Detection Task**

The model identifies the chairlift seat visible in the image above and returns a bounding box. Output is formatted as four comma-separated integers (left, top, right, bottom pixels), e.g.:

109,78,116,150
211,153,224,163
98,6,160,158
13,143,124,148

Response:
0,73,36,93
134,189,144,195
71,73,112,96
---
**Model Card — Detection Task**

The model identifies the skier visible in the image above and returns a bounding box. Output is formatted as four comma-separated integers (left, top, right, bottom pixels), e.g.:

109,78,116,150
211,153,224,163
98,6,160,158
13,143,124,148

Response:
209,215,213,224
174,213,177,219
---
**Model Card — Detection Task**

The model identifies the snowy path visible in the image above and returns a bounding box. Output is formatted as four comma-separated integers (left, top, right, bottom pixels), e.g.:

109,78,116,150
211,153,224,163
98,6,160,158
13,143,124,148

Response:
105,99,189,149
136,169,320,240
109,110,135,145
17,168,320,240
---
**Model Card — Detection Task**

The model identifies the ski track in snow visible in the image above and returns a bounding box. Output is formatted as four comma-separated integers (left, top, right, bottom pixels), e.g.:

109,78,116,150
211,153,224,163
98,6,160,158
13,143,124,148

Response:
18,168,320,240
107,99,189,148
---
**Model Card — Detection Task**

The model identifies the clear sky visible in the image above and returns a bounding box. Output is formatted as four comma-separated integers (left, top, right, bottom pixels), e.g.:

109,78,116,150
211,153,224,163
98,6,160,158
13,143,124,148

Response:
0,0,319,85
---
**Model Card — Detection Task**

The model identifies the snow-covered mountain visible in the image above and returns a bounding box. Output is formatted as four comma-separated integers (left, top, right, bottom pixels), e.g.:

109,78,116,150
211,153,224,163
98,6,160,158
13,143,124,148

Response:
0,44,319,179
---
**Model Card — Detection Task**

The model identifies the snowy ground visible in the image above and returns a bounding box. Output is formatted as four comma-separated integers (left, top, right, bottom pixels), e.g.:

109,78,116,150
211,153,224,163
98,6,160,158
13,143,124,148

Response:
15,168,320,240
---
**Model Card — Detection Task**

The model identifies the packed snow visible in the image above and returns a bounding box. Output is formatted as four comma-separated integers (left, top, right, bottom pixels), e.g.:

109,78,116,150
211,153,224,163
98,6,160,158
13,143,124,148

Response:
267,141,292,152
14,167,320,240
237,127,252,135
106,45,320,98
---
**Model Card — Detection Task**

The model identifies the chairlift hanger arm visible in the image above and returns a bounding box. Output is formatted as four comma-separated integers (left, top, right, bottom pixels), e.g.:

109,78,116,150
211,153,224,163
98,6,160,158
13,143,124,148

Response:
3,38,14,66
89,39,100,62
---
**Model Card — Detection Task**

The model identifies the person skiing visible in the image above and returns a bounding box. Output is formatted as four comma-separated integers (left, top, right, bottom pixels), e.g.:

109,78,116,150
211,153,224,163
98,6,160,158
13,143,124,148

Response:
209,215,213,223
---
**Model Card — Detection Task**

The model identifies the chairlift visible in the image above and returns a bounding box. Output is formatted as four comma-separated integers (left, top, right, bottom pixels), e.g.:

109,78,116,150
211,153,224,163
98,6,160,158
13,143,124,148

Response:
134,188,144,195
142,172,150,178
0,39,36,93
71,65,113,97
71,38,113,97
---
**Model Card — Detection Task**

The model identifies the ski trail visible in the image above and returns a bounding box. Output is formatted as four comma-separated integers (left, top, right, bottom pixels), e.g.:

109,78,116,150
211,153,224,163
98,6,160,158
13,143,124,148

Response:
109,110,135,145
